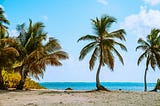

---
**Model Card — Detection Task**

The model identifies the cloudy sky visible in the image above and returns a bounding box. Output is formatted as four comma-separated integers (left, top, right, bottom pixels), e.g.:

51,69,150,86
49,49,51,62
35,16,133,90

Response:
1,0,160,83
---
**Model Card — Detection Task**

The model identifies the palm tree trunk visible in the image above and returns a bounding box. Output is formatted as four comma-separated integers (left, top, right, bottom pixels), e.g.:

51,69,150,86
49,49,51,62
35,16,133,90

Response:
16,66,27,90
96,58,110,91
96,61,102,89
0,70,7,90
144,66,148,92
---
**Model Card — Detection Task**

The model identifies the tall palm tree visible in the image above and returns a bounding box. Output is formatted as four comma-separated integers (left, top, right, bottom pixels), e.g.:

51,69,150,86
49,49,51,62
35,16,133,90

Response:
0,38,19,90
78,15,127,91
136,29,160,91
0,7,10,38
15,20,68,90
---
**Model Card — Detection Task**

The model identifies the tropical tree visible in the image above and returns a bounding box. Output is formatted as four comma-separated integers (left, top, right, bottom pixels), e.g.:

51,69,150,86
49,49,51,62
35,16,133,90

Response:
15,20,68,90
78,15,127,91
136,28,160,91
0,7,10,38
0,7,19,90
0,38,19,90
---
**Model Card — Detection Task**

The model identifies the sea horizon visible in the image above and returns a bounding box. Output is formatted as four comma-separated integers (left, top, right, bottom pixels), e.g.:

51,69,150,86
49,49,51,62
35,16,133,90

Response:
39,82,157,91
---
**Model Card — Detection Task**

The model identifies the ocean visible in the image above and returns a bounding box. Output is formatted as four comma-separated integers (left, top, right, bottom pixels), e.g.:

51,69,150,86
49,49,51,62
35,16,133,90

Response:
39,82,157,91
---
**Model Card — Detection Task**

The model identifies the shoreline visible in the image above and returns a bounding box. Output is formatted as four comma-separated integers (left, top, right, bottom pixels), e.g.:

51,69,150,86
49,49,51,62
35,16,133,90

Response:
39,82,156,91
0,89,160,106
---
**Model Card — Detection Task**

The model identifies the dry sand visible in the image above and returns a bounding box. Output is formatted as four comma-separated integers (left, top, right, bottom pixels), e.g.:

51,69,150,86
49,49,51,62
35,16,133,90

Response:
0,89,160,106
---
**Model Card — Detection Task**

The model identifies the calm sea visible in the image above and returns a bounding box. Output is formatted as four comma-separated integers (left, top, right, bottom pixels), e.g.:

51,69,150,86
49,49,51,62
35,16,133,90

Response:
39,82,156,91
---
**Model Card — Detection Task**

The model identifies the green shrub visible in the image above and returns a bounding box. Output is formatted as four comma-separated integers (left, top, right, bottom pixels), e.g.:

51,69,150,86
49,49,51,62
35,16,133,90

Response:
2,70,45,89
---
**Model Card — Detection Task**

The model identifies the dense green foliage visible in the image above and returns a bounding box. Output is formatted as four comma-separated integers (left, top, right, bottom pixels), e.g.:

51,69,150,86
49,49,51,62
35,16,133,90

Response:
3,70,44,89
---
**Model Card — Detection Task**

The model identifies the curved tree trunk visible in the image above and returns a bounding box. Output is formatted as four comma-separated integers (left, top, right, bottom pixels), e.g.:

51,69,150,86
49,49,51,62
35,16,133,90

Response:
96,59,110,91
144,67,148,92
96,61,101,89
16,66,28,90
0,70,7,90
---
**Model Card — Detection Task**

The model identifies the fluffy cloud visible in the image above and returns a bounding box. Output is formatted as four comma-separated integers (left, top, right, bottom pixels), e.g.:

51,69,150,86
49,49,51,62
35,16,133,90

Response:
121,6,160,38
143,0,160,5
97,0,108,5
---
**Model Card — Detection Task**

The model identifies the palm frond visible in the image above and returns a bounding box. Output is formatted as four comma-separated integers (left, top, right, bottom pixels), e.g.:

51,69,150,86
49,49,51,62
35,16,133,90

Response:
79,42,97,60
137,38,150,47
77,35,98,42
2,47,19,57
48,51,69,60
136,45,148,51
44,37,61,52
156,55,160,69
103,15,116,30
114,41,127,51
0,7,10,25
112,46,124,65
137,50,148,65
89,47,99,70
150,55,156,70
109,29,126,41
105,49,114,70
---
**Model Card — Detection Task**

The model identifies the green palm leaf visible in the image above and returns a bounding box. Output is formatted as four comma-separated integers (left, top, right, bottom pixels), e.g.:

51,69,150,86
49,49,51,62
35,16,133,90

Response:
79,42,97,60
89,47,99,70
109,29,126,41
77,35,98,42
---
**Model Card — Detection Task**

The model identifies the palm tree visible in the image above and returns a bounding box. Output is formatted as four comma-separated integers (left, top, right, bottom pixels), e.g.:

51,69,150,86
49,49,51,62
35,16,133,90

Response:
15,20,68,90
78,15,127,91
0,38,19,90
136,29,160,91
0,7,10,38
0,7,18,90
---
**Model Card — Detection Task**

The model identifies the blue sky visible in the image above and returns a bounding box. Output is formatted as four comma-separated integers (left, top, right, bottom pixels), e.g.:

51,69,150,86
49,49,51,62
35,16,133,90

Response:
1,0,160,82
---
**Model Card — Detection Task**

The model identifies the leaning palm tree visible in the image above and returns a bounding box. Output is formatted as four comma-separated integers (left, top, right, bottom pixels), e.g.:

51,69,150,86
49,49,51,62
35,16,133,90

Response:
0,38,19,90
15,20,68,90
78,15,127,91
136,28,160,91
0,7,10,38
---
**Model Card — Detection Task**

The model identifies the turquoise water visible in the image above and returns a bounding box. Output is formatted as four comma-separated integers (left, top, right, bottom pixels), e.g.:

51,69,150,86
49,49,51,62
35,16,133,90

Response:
39,82,156,91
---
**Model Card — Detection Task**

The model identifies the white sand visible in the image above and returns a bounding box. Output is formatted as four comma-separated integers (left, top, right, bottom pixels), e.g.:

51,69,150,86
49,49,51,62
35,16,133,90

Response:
0,90,160,106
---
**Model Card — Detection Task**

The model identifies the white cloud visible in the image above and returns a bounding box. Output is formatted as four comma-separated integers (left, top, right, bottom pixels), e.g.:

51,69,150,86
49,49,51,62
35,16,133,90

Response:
97,0,108,5
9,30,19,37
121,6,160,39
143,0,160,5
42,16,48,21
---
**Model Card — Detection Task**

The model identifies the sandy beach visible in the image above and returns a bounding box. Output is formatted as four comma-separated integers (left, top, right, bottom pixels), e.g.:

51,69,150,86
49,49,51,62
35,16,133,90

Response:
0,90,160,106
